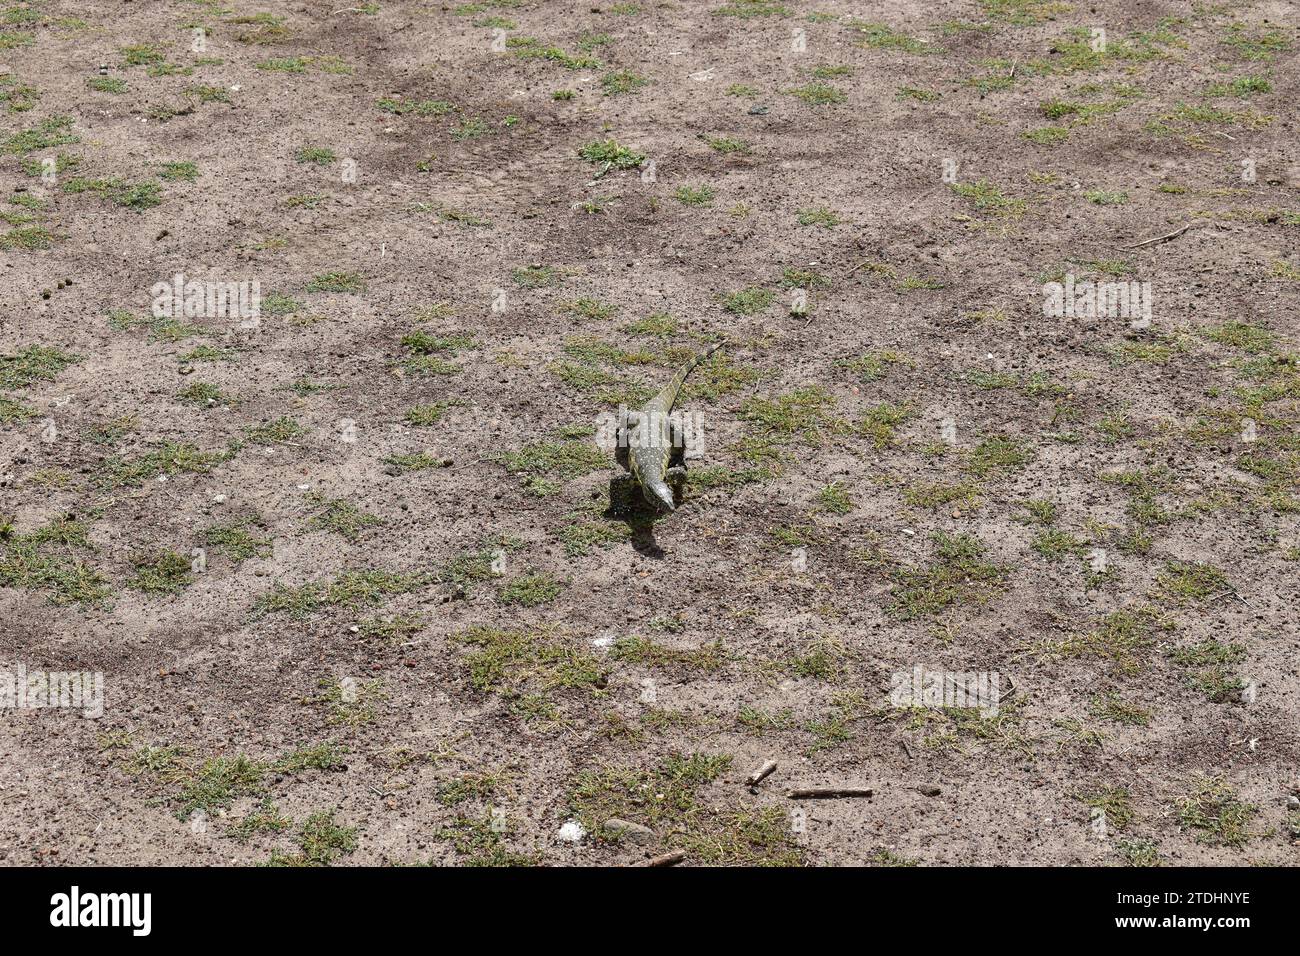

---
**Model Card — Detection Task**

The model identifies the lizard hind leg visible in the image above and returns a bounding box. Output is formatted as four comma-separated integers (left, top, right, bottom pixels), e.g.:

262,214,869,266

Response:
665,465,688,507
667,415,687,469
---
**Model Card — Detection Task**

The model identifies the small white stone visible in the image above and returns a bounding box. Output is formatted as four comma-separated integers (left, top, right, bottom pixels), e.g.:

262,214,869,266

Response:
557,820,586,843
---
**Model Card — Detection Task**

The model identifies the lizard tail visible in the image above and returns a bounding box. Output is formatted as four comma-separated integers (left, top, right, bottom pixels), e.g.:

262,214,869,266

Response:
659,339,726,411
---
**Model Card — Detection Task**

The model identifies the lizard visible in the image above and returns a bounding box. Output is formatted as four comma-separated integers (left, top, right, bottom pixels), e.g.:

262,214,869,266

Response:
614,340,724,513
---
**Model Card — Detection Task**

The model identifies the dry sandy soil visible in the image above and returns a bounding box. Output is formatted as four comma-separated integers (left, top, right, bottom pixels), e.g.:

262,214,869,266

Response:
1,0,1298,866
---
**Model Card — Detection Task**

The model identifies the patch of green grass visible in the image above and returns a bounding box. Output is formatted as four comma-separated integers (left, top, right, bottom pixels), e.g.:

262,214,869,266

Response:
675,184,716,207
815,481,853,515
714,0,791,18
258,569,429,619
1089,693,1151,726
1203,320,1274,353
511,264,562,288
158,161,199,182
1031,528,1089,561
622,312,677,337
741,387,841,446
702,134,751,154
1222,23,1289,62
966,435,1031,477
0,396,35,423
1205,74,1272,97
780,268,831,290
256,56,310,73
1115,838,1160,867
383,452,449,473
1176,778,1258,847
950,180,1025,217
612,635,726,671
1079,787,1133,831
1168,639,1246,702
785,82,846,106
796,206,840,227
228,800,291,843
569,750,801,863
556,518,630,556
100,442,230,488
0,345,80,390
405,401,459,426
435,771,500,807
1154,560,1230,606
1047,606,1170,674
722,287,774,315
1084,189,1128,206
401,330,476,355
376,97,455,116
244,416,303,446
175,382,236,408
601,70,648,95
436,813,541,867
120,43,166,66
62,177,162,211
498,571,564,607
452,625,605,699
307,271,365,293
0,518,112,606
978,0,1069,26
903,481,979,510
499,437,606,486
0,226,54,250
88,76,128,94
204,517,272,561
268,811,357,867
304,495,383,542
1023,126,1072,145
897,86,940,102
127,550,193,595
858,402,912,448
683,352,764,402
890,532,1007,619
578,138,645,169
507,36,602,70
1,115,78,157
850,21,934,55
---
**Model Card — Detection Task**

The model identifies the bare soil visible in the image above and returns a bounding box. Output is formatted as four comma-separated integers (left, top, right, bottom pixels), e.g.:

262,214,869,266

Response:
1,0,1298,866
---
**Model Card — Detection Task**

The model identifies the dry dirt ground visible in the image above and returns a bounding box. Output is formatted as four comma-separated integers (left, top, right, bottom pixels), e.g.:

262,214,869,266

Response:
1,0,1298,867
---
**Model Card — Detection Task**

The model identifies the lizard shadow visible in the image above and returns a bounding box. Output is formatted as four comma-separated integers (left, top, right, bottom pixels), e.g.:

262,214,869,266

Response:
604,476,683,559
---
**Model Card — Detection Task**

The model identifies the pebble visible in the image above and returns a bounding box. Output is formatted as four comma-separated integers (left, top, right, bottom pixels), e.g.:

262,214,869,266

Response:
603,818,654,844
557,820,586,843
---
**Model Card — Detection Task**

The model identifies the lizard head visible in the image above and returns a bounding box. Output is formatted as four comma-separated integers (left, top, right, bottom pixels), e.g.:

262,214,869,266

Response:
642,479,676,513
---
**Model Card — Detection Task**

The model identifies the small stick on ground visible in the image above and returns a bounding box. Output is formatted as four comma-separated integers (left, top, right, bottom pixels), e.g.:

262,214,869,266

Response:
746,759,778,787
788,787,874,800
645,850,686,867
1124,223,1193,250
